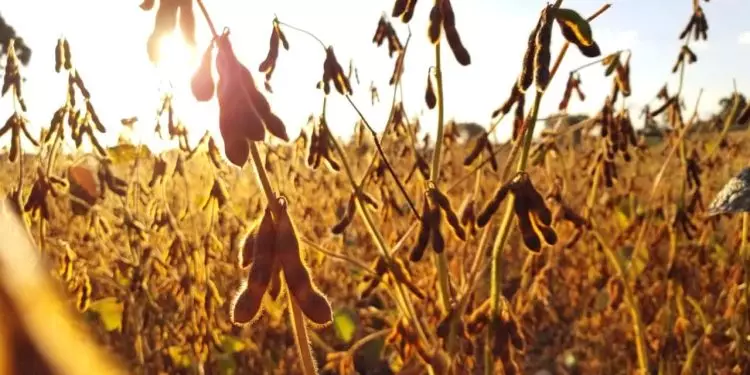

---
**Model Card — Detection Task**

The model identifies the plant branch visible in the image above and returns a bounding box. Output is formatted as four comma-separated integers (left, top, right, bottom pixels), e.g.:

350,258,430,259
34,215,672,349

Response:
195,2,316,374
706,79,739,158
277,20,328,50
483,2,615,371
592,229,650,373
345,95,420,220
319,97,432,345
569,48,631,74
276,19,420,220
269,18,431,350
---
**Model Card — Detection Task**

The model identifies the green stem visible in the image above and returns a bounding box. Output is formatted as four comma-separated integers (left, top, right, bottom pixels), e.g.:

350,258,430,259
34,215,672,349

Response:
484,93,543,375
431,44,446,181
431,40,453,319
483,0,609,367
593,230,650,373
706,80,740,159
478,3,612,368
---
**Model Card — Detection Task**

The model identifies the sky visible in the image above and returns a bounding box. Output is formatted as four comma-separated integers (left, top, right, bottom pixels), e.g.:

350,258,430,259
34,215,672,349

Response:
1,0,750,154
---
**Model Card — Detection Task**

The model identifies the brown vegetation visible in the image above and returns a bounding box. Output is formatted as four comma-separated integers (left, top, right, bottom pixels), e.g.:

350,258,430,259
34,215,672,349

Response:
2,0,750,374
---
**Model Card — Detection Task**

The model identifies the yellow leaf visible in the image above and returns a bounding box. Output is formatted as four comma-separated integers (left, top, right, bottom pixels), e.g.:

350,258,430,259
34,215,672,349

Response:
263,292,286,321
333,308,358,344
87,297,124,332
220,335,246,354
107,143,152,165
602,52,620,66
167,346,192,369
615,209,629,229
628,244,649,280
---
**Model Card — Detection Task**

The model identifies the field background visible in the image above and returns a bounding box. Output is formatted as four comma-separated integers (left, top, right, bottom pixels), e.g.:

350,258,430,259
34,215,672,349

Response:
1,1,750,375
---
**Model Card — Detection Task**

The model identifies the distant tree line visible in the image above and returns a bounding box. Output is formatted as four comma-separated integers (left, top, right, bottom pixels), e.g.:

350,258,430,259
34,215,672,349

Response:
0,13,32,66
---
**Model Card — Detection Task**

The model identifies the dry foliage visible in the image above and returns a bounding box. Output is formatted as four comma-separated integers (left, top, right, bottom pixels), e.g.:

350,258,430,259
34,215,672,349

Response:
2,0,750,375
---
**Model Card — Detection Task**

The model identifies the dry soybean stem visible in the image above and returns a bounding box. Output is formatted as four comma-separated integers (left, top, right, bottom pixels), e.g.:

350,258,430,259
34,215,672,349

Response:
288,284,318,374
276,20,327,50
41,110,66,254
570,48,630,74
301,237,377,277
592,229,650,373
580,145,649,373
319,98,431,345
631,89,704,282
276,18,420,220
345,95,420,220
446,116,596,194
706,79,740,159
195,2,315,374
675,1,698,207
265,15,432,347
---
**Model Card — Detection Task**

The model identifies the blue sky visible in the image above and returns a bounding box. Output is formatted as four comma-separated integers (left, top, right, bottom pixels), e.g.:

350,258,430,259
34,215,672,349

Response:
1,0,749,153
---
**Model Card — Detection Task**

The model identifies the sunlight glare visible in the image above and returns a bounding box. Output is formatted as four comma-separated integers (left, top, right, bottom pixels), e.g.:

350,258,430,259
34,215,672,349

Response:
154,32,199,95
130,31,211,152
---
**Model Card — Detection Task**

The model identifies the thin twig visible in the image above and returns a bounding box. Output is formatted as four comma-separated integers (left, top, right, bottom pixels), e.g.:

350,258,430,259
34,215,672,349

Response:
277,19,420,220
345,95,420,220
569,48,631,73
277,20,328,50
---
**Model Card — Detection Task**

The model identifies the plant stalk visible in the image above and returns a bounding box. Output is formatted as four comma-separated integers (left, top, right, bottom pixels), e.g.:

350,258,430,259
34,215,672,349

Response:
250,138,319,375
431,40,453,320
592,229,650,373
482,1,621,370
483,92,543,375
271,15,434,364
319,99,431,345
194,1,318,374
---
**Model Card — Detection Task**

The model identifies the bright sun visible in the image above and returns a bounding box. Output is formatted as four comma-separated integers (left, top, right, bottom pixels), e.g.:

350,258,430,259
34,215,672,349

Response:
154,32,199,95
128,31,205,150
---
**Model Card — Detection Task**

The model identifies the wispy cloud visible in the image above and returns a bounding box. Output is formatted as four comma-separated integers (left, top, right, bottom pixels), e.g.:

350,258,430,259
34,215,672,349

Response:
738,31,750,45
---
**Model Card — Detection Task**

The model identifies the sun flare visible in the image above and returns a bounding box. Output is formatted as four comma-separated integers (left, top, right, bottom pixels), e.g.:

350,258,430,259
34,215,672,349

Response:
154,32,199,94
126,31,212,151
